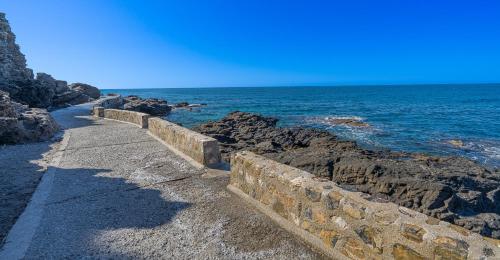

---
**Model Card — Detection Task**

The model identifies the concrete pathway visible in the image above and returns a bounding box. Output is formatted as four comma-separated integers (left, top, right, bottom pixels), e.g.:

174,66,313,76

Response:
0,103,325,259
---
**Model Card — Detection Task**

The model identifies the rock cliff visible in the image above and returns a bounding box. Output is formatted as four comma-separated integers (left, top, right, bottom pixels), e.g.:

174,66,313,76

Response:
0,12,100,144
0,12,100,109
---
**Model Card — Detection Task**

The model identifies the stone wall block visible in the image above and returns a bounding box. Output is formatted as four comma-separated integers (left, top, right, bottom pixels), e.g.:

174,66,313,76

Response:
228,151,500,259
392,244,425,260
148,117,222,167
104,109,149,128
433,236,469,260
342,200,366,220
93,106,104,117
401,223,426,243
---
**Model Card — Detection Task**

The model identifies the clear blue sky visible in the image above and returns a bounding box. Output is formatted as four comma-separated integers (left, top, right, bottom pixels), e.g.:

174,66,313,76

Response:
2,0,500,88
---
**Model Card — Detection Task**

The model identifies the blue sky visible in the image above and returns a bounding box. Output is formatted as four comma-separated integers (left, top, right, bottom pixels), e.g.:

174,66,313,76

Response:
2,0,500,88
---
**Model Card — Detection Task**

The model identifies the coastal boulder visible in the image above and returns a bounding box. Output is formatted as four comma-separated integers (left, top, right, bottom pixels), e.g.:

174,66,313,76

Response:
0,91,59,144
69,83,100,99
123,96,171,116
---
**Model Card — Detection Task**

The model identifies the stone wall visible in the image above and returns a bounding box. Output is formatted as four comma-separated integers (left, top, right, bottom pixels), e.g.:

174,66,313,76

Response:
102,109,149,128
148,117,221,167
229,151,500,259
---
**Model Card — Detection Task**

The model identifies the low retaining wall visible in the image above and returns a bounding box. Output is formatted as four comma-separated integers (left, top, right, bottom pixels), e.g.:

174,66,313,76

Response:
102,109,149,128
93,106,104,117
229,151,499,259
148,117,221,167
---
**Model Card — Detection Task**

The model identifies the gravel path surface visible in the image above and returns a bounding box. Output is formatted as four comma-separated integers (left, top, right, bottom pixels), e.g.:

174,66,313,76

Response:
0,103,325,259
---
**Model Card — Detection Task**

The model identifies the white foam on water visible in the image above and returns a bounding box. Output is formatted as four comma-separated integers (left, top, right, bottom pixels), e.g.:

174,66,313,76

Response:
443,139,500,167
301,115,381,147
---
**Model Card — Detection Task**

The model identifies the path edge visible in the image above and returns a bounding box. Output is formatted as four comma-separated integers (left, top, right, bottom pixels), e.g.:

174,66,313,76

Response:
0,131,71,259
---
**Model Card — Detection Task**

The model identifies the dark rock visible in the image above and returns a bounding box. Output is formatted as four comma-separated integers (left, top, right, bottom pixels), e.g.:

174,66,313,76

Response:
69,83,100,99
330,118,370,127
123,95,171,116
55,80,69,94
174,102,189,108
193,111,500,238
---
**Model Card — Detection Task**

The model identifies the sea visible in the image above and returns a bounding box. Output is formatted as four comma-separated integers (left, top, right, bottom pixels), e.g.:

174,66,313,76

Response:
102,84,500,168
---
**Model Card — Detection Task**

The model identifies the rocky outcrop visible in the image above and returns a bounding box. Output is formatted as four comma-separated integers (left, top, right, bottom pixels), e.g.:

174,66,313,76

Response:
193,111,500,238
0,90,58,144
69,83,100,99
172,101,206,109
123,95,171,116
0,13,100,109
174,101,189,108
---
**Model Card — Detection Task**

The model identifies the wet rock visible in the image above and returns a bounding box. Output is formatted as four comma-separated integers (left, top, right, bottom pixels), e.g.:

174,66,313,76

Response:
174,101,189,108
331,118,370,127
123,95,171,116
193,111,500,238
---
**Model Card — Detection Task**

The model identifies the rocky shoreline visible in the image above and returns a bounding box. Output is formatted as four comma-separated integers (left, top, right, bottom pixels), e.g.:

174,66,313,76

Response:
2,8,499,242
101,94,203,117
194,111,500,239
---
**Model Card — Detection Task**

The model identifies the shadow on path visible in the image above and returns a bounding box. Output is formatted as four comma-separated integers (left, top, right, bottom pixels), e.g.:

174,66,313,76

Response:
0,141,53,245
8,166,191,258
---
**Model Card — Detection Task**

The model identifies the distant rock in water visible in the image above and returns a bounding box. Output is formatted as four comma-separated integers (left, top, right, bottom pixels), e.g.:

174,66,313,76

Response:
123,95,171,116
193,111,500,239
0,90,58,144
174,101,189,108
330,117,370,127
0,12,100,108
447,139,465,148
172,102,206,109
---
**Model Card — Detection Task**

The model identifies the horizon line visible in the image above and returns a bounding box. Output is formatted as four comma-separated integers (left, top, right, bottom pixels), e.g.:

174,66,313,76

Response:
101,82,500,90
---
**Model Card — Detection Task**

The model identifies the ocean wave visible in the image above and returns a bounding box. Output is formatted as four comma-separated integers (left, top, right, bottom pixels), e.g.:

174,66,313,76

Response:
465,141,500,160
443,139,500,166
301,115,381,147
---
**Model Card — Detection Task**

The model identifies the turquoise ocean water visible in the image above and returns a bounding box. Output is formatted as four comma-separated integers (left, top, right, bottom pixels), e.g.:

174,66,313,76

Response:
102,84,500,168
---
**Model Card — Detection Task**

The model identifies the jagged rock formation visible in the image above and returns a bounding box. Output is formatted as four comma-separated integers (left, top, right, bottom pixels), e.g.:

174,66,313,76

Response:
0,13,100,109
0,90,58,144
123,95,171,116
193,111,500,238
